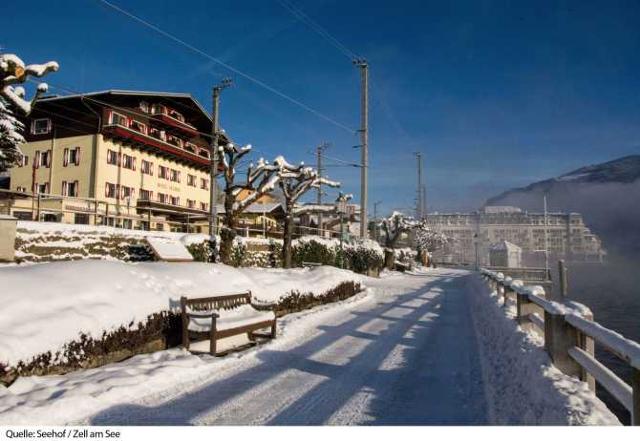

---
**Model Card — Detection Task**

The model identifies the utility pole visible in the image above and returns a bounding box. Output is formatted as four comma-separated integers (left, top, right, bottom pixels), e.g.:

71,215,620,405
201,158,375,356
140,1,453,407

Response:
373,200,382,242
209,78,232,238
414,152,424,219
354,58,368,239
316,142,329,236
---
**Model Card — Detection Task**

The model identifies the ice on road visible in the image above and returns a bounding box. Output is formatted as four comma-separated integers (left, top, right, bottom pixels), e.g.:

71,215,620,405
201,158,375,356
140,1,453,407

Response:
89,269,488,425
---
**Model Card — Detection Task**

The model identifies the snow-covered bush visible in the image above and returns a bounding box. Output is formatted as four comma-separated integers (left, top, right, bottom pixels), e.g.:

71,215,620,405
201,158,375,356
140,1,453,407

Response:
186,240,216,263
291,236,384,275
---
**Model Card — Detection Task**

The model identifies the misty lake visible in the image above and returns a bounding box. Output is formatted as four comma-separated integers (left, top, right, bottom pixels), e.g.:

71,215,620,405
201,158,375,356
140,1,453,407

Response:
562,256,640,425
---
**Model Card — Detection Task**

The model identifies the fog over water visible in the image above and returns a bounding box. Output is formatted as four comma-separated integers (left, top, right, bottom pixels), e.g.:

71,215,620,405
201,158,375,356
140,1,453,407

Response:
552,255,640,425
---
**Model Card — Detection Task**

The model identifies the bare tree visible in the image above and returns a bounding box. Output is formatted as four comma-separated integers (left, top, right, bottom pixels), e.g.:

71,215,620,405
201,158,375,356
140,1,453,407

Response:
379,211,416,269
279,159,339,268
413,220,448,266
218,143,280,264
0,53,58,171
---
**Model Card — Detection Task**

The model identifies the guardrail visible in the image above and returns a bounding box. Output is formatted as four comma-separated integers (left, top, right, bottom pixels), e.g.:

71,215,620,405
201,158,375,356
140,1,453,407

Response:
480,268,640,425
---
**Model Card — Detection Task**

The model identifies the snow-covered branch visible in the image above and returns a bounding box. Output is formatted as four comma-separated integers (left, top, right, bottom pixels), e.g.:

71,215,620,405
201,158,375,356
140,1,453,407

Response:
0,53,58,172
1,54,59,115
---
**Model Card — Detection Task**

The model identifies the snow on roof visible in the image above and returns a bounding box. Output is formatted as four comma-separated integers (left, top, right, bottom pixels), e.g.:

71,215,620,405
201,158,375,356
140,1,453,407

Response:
490,240,521,252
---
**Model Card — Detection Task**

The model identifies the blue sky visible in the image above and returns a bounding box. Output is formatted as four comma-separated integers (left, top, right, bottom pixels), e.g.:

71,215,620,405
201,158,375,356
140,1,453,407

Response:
3,0,640,214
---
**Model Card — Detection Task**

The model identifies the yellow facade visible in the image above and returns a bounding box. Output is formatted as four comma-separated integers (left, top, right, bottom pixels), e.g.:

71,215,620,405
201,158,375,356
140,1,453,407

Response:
6,133,215,231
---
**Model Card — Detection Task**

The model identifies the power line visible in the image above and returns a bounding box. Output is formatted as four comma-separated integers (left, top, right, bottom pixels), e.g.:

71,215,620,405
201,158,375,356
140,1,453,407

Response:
95,0,356,134
275,0,359,61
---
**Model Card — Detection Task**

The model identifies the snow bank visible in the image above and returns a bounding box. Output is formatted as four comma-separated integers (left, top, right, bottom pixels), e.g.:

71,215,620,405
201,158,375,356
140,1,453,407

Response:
0,261,362,366
467,274,620,425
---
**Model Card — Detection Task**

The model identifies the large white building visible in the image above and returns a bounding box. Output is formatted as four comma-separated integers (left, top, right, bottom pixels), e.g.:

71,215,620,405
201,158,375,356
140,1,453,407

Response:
427,206,605,266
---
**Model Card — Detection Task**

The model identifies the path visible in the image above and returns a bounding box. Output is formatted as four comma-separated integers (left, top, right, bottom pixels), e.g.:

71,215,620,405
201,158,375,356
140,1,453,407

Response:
90,269,488,425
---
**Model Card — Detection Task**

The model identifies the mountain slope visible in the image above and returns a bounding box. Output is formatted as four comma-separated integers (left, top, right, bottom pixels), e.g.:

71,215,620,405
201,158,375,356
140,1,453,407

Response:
486,155,640,255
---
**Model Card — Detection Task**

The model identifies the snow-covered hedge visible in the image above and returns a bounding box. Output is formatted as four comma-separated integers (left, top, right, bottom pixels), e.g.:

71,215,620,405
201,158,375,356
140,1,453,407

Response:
291,237,384,275
0,261,364,384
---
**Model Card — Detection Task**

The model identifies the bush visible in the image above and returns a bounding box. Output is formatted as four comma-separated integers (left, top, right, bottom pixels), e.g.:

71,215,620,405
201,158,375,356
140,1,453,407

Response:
291,237,384,275
186,240,216,262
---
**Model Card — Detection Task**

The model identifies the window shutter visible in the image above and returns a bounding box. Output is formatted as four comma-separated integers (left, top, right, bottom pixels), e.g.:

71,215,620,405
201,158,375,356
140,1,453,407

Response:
46,119,52,133
46,150,52,167
133,158,137,171
45,183,50,194
105,183,109,198
74,181,79,197
63,148,69,167
75,148,81,166
62,181,67,196
35,151,40,169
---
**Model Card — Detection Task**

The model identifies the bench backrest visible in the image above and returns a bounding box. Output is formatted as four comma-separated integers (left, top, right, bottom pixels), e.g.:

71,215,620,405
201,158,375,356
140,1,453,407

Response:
180,291,252,312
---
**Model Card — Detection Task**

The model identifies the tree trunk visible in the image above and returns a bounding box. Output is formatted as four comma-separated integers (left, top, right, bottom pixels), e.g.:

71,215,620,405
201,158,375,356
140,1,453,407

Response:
384,248,395,270
220,187,236,265
282,209,294,268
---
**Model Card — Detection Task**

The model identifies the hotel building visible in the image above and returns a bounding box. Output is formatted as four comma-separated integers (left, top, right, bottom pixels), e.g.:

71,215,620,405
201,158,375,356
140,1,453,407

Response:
1,90,265,232
426,206,605,265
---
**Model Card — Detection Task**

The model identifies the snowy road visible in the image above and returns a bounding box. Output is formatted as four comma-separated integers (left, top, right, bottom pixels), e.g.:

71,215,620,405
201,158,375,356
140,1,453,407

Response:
88,269,489,425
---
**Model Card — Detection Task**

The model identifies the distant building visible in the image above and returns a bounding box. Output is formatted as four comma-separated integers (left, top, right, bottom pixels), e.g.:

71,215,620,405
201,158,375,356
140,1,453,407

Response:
489,240,522,268
427,206,605,266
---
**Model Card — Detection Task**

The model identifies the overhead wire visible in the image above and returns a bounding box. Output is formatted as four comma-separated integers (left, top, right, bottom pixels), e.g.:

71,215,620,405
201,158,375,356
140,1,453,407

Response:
95,0,356,134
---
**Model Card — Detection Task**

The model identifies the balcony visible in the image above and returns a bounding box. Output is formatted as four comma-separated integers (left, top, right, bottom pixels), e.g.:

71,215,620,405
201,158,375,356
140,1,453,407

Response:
150,104,199,136
102,122,217,171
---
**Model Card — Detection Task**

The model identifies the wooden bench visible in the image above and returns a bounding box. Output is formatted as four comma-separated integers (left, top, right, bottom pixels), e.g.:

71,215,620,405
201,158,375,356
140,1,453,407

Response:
180,291,276,355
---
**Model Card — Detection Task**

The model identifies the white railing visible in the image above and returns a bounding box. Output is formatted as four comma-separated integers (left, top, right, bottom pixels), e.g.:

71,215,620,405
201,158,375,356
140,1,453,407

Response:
481,268,640,425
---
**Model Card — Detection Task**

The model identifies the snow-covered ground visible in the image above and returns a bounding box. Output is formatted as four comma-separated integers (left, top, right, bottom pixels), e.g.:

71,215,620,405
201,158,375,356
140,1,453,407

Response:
0,261,362,366
0,269,619,425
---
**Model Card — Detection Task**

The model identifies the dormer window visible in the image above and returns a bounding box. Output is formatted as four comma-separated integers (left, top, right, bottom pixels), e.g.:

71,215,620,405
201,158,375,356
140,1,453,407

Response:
139,101,150,113
31,118,52,135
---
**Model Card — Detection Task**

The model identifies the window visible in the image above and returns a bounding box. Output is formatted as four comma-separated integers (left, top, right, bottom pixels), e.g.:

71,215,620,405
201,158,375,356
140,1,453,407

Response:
157,193,169,204
16,186,27,193
37,183,49,194
200,202,209,211
158,165,169,180
170,196,180,206
200,178,209,190
169,169,181,183
149,127,164,140
187,199,196,209
31,118,52,135
165,134,183,148
184,143,196,153
38,150,51,168
17,155,28,167
151,104,166,115
141,160,154,176
105,182,118,199
63,147,81,166
129,120,146,134
187,174,197,187
139,189,153,201
107,149,119,165
121,186,135,200
109,111,128,126
62,181,79,197
139,102,150,113
122,154,136,170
